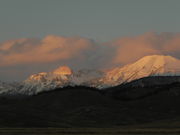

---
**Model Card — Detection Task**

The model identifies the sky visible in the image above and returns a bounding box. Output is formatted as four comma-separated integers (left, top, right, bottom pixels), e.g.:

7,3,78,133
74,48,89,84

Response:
0,0,180,81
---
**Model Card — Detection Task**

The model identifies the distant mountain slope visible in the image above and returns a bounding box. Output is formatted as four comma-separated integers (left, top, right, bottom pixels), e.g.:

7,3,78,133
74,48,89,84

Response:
20,55,180,94
1,55,180,95
20,66,103,95
97,55,180,88
0,81,22,95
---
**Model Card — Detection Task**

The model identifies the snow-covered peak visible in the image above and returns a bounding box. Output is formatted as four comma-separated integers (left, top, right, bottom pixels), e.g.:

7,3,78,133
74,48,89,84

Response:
0,81,22,95
53,66,73,75
20,66,103,95
2,55,180,95
21,66,73,95
26,66,72,83
28,72,48,81
97,55,180,88
130,55,180,73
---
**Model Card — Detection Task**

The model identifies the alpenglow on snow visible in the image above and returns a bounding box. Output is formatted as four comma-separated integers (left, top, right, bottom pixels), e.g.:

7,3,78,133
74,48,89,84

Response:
1,55,180,95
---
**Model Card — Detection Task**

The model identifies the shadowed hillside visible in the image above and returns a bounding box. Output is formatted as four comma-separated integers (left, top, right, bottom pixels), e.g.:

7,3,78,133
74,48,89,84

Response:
1,77,180,127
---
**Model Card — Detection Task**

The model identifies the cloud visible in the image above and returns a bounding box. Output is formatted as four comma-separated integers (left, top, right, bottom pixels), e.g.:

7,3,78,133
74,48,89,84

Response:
0,35,112,81
1,32,180,81
110,32,180,66
0,35,95,67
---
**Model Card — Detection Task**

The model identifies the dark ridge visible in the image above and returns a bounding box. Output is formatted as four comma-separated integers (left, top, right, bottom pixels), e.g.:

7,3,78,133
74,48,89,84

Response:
104,76,180,100
0,76,180,127
108,82,180,101
105,76,180,90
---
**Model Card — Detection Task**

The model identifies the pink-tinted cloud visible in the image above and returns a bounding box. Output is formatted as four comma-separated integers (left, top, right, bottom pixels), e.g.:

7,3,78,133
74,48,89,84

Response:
110,32,180,66
1,33,180,81
0,35,94,67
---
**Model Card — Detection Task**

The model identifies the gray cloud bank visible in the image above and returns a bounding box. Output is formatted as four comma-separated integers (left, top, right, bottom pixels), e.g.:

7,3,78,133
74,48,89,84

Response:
1,32,180,81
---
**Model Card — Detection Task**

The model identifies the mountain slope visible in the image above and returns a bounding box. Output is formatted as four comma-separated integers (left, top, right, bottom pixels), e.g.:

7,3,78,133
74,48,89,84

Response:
0,81,22,95
97,55,180,88
20,66,103,95
2,55,180,95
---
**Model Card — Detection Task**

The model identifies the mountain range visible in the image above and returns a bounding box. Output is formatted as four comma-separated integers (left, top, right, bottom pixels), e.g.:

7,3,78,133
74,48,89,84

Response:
1,55,180,95
1,55,180,127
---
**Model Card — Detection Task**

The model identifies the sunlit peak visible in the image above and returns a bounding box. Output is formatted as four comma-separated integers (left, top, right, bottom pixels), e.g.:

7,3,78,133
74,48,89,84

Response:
53,66,73,75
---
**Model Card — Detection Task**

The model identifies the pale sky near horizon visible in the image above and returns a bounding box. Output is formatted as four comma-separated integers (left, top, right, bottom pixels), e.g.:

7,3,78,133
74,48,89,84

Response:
0,0,180,42
1,0,180,81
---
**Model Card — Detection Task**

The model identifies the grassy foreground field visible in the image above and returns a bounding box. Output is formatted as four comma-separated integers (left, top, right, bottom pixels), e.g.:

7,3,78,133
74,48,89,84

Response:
0,128,180,135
